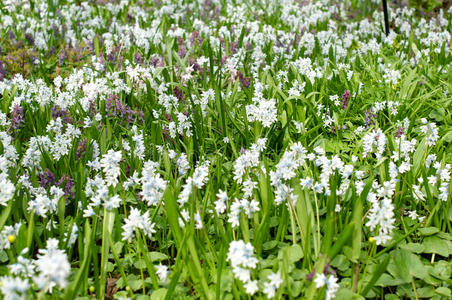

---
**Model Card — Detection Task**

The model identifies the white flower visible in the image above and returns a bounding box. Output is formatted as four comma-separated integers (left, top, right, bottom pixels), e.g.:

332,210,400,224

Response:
0,223,21,251
122,208,156,242
194,212,203,229
215,189,228,214
192,161,210,189
362,129,386,159
227,240,258,270
105,195,122,210
366,196,395,245
155,264,169,282
140,161,167,206
0,276,29,300
0,177,15,206
100,149,122,186
263,272,282,299
227,240,258,285
315,273,339,300
244,280,259,295
420,120,439,146
33,239,71,292
246,98,277,128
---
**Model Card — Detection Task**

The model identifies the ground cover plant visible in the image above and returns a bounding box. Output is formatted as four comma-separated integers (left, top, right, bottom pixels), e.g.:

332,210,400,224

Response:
0,0,451,299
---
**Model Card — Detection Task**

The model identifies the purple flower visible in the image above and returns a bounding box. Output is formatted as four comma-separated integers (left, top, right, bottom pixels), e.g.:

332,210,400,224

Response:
341,89,350,110
58,49,66,66
57,175,75,201
76,138,87,160
364,108,376,127
134,52,143,65
25,33,34,45
38,169,56,188
51,105,73,124
174,86,185,103
0,61,6,81
395,127,404,138
11,105,25,130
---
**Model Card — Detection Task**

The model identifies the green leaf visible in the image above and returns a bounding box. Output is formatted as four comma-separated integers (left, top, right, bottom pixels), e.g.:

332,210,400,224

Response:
151,288,168,300
399,243,424,253
418,227,440,236
388,249,427,282
263,240,278,251
327,222,354,260
429,260,451,280
417,286,435,298
423,236,451,257
128,277,141,291
335,288,365,300
375,273,405,286
435,287,451,297
413,137,428,170
149,252,169,262
330,255,350,272
286,244,303,263
100,209,115,300
362,254,391,296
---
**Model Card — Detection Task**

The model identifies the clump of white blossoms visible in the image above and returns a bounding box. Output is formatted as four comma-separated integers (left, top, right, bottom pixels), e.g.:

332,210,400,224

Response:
362,129,387,159
140,160,167,206
227,240,259,295
178,160,210,206
0,223,21,251
233,138,267,183
33,238,71,292
100,149,122,186
263,271,283,298
0,276,29,300
0,174,15,206
215,189,228,214
122,208,156,242
420,118,439,146
314,273,340,300
246,82,277,128
365,181,396,245
227,198,260,228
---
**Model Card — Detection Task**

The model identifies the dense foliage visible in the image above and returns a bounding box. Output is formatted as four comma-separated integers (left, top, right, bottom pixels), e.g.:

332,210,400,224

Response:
0,0,451,299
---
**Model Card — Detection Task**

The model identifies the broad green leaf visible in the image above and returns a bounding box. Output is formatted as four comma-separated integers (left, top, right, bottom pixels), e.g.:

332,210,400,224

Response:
423,236,450,257
399,243,424,253
418,227,440,236
151,288,168,300
435,287,451,297
388,249,427,282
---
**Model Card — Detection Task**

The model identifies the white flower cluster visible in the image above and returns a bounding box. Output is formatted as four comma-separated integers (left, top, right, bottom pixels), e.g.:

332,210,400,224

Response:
0,175,15,206
362,129,387,159
83,175,122,216
365,180,396,245
420,118,439,146
246,83,277,128
263,271,283,298
233,138,267,183
140,160,167,206
33,239,71,292
122,208,156,242
314,273,339,300
227,240,259,295
228,197,260,228
0,239,71,298
270,142,307,205
178,160,210,206
100,149,122,187
0,223,21,251
28,186,64,217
